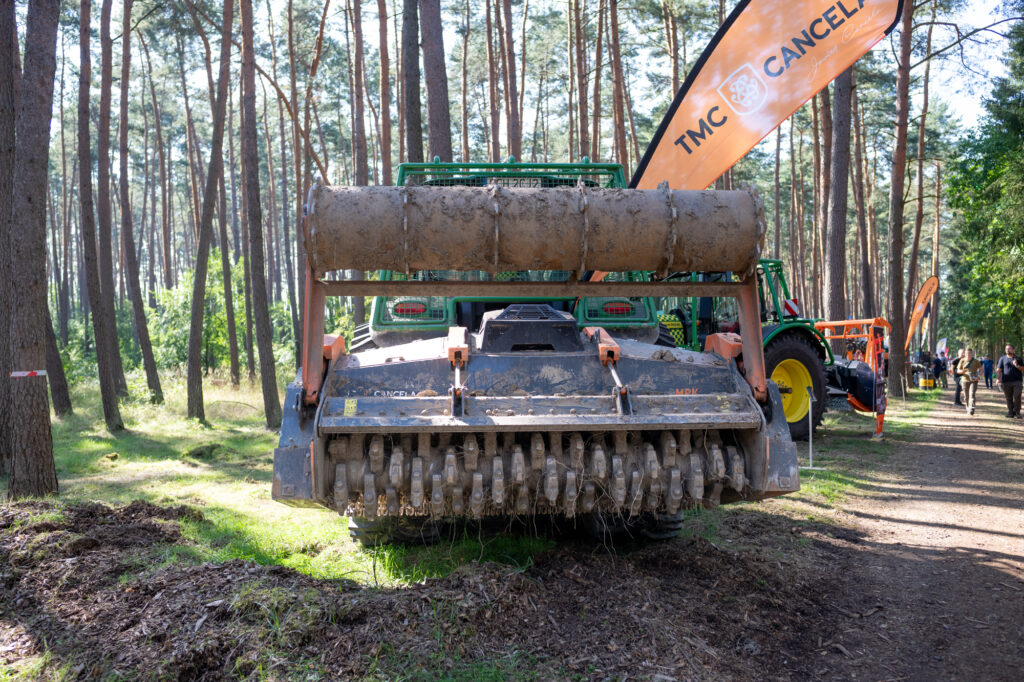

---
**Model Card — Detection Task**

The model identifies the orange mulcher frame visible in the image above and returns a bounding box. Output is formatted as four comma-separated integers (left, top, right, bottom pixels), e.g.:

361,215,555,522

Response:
813,318,891,437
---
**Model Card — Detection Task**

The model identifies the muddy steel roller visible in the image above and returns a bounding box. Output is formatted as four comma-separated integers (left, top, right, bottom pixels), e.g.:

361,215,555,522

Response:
274,162,799,544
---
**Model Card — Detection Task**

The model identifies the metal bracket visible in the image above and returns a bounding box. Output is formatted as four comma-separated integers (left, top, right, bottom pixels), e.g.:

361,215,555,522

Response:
447,327,469,417
585,327,631,415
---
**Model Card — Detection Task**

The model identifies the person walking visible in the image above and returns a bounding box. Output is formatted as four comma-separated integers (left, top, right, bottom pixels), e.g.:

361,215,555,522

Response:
982,354,995,389
957,348,983,415
996,344,1023,418
932,352,947,389
950,349,965,406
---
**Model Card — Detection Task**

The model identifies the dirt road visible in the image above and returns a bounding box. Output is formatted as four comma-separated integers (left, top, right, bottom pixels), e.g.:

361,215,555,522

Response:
820,384,1024,679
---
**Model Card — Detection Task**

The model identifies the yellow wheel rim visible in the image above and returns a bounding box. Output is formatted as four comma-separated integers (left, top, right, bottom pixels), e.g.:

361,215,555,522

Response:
771,358,813,423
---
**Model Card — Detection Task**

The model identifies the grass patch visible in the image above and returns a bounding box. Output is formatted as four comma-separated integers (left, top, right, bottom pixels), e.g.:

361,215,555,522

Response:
789,388,940,508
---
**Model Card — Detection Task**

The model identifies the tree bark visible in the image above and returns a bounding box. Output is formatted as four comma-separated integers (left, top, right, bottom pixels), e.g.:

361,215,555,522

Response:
572,0,589,160
352,0,369,183
929,163,941,352
485,0,499,161
45,308,72,416
904,0,937,324
240,0,282,428
97,0,127,396
118,0,162,404
420,0,452,161
186,0,235,420
402,0,423,162
0,0,15,473
824,67,853,324
608,0,627,166
591,0,604,160
773,127,782,259
76,0,122,432
7,0,60,498
460,0,470,162
851,75,875,318
886,2,915,397
378,0,393,183
499,0,520,159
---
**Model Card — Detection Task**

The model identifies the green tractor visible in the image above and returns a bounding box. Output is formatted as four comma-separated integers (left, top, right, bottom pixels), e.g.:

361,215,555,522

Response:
655,259,831,440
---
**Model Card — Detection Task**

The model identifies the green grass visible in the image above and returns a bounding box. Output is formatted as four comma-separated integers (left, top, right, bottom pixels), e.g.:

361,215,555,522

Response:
2,372,558,587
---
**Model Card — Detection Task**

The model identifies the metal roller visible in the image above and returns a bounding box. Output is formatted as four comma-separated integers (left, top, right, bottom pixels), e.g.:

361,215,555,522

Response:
303,184,765,276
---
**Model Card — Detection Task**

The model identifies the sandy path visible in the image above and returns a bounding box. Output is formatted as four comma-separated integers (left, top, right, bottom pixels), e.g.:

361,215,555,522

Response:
822,384,1024,680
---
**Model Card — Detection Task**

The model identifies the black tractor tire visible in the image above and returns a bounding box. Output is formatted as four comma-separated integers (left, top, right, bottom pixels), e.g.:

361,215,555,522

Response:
764,333,827,441
656,323,678,348
581,511,684,545
348,516,443,547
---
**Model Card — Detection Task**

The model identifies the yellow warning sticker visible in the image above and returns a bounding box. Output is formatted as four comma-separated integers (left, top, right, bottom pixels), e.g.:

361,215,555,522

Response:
344,398,357,416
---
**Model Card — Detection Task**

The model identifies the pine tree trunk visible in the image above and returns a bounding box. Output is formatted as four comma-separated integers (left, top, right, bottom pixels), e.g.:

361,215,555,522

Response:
591,0,604,160
851,77,874,318
420,0,453,161
186,0,235,420
572,0,588,160
118,0,162,404
7,0,60,498
76,0,122,432
0,0,16,474
460,0,470,162
608,0,627,166
824,67,853,324
485,1,499,162
97,0,127,396
378,0,393,183
241,0,282,428
904,0,936,324
402,0,423,163
45,307,72,416
886,2,915,397
929,164,941,352
773,127,781,259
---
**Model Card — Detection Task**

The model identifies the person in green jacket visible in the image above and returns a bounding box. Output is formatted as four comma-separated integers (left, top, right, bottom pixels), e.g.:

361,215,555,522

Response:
957,348,983,415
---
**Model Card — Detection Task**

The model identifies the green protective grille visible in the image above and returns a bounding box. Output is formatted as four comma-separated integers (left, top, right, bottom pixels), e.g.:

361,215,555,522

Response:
395,157,628,189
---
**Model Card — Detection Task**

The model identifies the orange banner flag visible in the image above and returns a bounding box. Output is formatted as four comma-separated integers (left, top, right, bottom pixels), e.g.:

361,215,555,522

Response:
631,0,904,190
905,275,939,350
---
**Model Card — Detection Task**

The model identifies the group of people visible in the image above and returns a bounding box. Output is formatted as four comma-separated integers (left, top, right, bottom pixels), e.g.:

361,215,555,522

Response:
931,345,1023,417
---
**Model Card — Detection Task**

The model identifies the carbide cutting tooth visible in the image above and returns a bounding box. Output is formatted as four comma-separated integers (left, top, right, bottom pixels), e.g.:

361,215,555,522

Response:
333,463,348,512
492,457,505,506
644,443,660,483
613,431,628,456
726,446,745,491
363,473,378,520
707,444,726,480
678,429,692,457
511,445,526,485
569,433,585,473
369,435,385,474
484,432,498,457
464,435,479,471
431,474,444,516
530,433,545,470
629,468,644,516
582,482,595,512
418,432,432,459
659,432,678,469
686,453,704,500
564,471,578,517
470,472,484,517
516,488,529,514
389,446,405,487
591,444,607,481
544,457,559,505
386,487,399,515
667,468,683,514
411,457,424,508
444,447,458,487
452,486,464,514
611,456,626,507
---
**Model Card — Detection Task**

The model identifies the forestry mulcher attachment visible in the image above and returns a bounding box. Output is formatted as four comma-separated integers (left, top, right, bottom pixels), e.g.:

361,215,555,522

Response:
273,162,798,544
